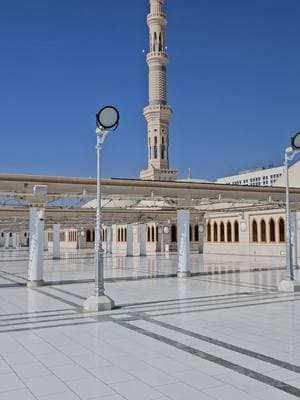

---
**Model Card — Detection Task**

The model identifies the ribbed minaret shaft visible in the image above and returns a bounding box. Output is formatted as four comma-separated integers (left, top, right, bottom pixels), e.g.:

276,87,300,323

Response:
140,0,177,181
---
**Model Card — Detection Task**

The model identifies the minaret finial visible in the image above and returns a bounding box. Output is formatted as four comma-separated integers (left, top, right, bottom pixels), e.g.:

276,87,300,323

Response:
140,0,177,181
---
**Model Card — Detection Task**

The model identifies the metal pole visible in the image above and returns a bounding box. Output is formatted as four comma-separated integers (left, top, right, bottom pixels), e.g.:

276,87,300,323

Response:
95,130,105,296
285,150,294,281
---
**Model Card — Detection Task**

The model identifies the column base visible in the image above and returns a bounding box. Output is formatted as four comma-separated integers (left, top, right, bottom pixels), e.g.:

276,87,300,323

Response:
27,280,45,288
177,271,191,278
83,295,115,312
278,280,300,292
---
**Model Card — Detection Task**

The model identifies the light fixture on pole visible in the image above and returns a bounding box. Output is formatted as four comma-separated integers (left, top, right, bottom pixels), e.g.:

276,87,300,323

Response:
279,131,300,292
83,106,120,311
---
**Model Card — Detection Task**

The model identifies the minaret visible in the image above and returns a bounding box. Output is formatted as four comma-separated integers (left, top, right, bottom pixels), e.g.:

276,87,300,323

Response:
140,0,177,181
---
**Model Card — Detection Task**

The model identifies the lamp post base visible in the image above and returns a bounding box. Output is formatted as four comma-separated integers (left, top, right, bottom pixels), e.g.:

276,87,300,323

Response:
27,280,44,288
177,271,191,278
83,295,115,312
278,280,300,292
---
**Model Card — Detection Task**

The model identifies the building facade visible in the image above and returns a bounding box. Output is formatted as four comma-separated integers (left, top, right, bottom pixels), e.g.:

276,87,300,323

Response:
217,165,284,187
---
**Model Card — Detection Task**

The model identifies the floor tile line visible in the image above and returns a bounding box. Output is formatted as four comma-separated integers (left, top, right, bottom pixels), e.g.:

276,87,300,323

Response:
0,314,89,328
142,316,300,373
120,291,270,309
122,294,286,314
149,296,300,317
115,320,300,398
0,319,99,333
0,311,83,323
0,308,75,318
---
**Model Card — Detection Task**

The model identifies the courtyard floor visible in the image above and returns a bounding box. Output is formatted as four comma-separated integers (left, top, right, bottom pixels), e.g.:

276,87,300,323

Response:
0,250,299,399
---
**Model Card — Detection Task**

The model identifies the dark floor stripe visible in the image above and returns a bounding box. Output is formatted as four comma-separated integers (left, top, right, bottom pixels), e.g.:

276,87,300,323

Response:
0,314,89,328
33,288,81,308
0,320,98,333
150,297,300,317
205,275,278,290
125,294,284,314
196,276,277,291
120,291,266,309
0,311,80,323
0,308,74,318
116,321,300,398
47,286,87,300
143,316,300,373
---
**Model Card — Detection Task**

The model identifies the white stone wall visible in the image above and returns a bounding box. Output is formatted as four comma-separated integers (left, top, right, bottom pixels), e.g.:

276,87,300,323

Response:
204,210,287,257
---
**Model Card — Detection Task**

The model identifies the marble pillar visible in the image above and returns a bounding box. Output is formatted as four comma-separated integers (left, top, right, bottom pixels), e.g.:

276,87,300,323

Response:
177,210,190,277
27,208,45,286
53,224,60,260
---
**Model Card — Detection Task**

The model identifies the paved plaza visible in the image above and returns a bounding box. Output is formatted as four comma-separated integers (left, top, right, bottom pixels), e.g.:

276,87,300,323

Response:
0,251,299,399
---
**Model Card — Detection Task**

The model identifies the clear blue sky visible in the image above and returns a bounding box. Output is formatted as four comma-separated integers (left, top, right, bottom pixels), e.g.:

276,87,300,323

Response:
1,0,300,180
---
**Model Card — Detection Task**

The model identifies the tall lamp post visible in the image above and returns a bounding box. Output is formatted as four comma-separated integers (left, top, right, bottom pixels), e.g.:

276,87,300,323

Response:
279,131,300,292
84,106,120,311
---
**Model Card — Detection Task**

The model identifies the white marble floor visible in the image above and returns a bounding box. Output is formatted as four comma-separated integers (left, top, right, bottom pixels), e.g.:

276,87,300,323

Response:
0,251,299,399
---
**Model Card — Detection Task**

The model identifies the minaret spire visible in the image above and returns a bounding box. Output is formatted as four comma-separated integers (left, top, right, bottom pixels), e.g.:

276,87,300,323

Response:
140,0,177,181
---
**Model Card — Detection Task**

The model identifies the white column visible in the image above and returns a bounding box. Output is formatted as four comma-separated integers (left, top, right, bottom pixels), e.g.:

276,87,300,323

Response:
16,233,20,248
127,224,134,256
12,233,17,248
198,224,204,253
27,208,45,286
140,224,147,256
111,224,117,254
106,226,112,255
177,210,191,277
44,231,48,251
53,224,60,260
4,233,9,249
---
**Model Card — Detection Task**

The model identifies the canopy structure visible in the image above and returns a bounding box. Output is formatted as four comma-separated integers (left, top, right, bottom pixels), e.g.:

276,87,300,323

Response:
0,173,299,231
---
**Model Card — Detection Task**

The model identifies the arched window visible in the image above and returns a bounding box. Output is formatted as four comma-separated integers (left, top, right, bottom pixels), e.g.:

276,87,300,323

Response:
9,232,12,237
189,225,192,242
269,219,275,242
120,228,124,242
227,222,232,242
252,220,258,242
153,32,157,51
154,147,157,159
279,218,285,242
194,225,199,242
261,220,266,242
156,226,158,242
24,232,27,237
159,32,162,51
220,222,225,242
171,224,177,242
213,222,218,242
207,223,211,242
161,145,165,159
234,221,239,242
86,230,91,242
92,230,95,242
151,226,155,242
147,226,151,242
162,136,165,145
124,228,127,242
154,136,157,145
117,228,120,242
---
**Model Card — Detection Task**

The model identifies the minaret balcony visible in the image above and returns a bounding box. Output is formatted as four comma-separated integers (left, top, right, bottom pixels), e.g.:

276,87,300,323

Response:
147,13,167,27
147,52,168,64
